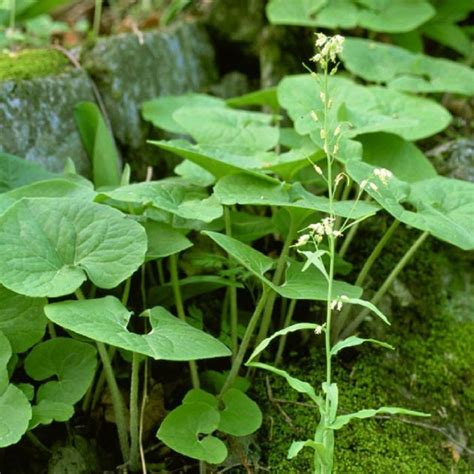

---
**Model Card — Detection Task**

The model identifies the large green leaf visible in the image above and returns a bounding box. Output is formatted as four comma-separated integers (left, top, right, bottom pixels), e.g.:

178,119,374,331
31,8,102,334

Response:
74,102,121,188
142,93,225,134
97,181,223,223
0,286,47,353
203,232,362,300
278,75,451,141
341,37,474,95
226,87,279,110
0,198,147,297
266,0,434,32
173,106,279,154
144,221,193,259
214,172,378,219
229,210,275,243
358,133,437,183
346,161,474,250
24,338,96,426
44,297,231,361
0,332,32,447
0,151,56,193
0,178,95,214
157,402,227,464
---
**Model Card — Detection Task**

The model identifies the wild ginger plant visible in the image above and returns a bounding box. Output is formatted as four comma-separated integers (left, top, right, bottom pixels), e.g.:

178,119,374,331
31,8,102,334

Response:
246,33,429,473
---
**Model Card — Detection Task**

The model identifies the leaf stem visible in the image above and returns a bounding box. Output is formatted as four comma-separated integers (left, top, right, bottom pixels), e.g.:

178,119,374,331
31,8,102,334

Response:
224,207,239,359
219,288,269,396
169,253,200,389
340,230,429,339
93,0,103,37
129,352,140,472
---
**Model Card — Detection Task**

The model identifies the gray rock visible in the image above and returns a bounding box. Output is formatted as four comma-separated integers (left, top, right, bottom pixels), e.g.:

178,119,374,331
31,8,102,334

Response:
83,21,217,150
432,138,474,183
0,68,94,175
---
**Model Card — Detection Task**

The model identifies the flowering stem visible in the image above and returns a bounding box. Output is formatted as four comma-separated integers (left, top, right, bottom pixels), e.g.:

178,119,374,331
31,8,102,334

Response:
340,230,429,339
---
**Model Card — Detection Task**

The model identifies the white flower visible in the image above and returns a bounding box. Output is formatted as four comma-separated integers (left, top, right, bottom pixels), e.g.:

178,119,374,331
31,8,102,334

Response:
320,91,326,104
369,182,379,192
373,168,393,186
334,125,341,136
315,33,328,47
294,234,310,247
332,143,339,155
332,230,343,238
360,179,368,190
311,110,319,122
309,222,325,235
320,128,326,139
313,164,323,176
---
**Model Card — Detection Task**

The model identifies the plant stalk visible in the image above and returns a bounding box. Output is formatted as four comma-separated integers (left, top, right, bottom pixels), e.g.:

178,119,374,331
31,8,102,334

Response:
340,230,429,339
93,0,103,37
129,352,140,472
169,253,200,389
220,288,269,396
274,299,297,365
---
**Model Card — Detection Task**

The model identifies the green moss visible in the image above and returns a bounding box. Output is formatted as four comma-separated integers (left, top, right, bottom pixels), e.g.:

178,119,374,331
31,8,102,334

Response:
254,232,474,473
0,49,69,81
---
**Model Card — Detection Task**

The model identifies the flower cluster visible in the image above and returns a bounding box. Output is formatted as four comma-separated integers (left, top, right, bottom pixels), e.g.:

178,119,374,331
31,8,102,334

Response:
360,167,394,193
294,216,344,248
310,33,345,67
330,295,349,312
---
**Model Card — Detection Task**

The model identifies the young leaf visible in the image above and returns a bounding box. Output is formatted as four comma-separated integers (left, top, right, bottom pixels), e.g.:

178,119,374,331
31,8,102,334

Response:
24,338,97,422
74,101,121,188
183,388,218,408
0,198,147,297
300,250,329,281
218,388,262,436
29,400,74,429
342,297,391,325
329,406,430,430
0,286,47,353
288,440,328,464
157,402,227,464
44,297,231,361
331,336,394,357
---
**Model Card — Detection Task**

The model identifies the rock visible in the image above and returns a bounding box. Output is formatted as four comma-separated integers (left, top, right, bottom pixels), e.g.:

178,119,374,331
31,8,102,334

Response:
0,50,95,175
82,21,217,150
432,138,474,183
209,71,249,98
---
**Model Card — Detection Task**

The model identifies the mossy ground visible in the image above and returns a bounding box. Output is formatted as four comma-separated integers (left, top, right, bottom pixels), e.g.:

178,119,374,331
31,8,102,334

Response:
0,49,68,81
254,224,474,473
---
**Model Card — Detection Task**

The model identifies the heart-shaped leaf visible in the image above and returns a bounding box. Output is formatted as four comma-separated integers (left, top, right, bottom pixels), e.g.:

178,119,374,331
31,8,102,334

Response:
44,297,231,361
0,332,32,447
157,402,227,464
29,400,74,429
341,37,474,96
358,133,436,183
144,221,193,260
278,75,451,141
0,151,56,193
142,93,225,134
218,388,262,436
24,338,97,426
214,173,378,219
346,161,474,250
0,197,147,297
97,181,223,223
0,285,47,353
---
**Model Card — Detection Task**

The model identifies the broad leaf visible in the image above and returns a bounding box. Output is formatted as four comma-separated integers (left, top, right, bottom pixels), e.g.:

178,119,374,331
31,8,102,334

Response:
226,87,279,109
29,400,74,429
267,0,434,32
44,297,231,361
0,178,95,214
174,160,215,187
358,133,436,183
142,93,225,134
0,198,147,297
97,181,223,223
157,402,227,464
24,338,97,425
0,332,32,447
0,151,56,193
341,37,474,95
173,106,279,153
214,173,378,219
346,161,474,250
331,336,393,357
0,286,47,353
329,406,429,430
144,221,193,259
74,102,121,188
278,75,451,141
229,210,275,243
218,389,262,436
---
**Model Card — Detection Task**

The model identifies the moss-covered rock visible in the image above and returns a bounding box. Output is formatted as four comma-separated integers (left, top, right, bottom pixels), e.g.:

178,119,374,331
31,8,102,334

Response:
0,49,69,81
254,229,474,473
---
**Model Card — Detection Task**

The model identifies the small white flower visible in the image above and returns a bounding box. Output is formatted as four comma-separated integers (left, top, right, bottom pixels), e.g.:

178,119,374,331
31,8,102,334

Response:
373,168,393,186
320,91,326,103
313,164,323,176
334,126,341,136
315,33,328,47
294,234,310,247
369,182,379,192
332,143,339,155
309,222,325,235
320,128,326,139
360,179,368,190
314,325,323,335
332,230,343,238
328,99,333,109
311,110,319,122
